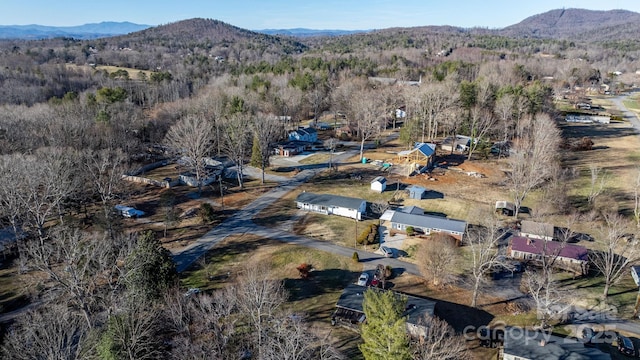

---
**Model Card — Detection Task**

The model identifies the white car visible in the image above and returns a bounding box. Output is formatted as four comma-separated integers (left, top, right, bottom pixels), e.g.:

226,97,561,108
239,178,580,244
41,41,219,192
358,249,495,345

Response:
357,272,369,286
381,246,394,258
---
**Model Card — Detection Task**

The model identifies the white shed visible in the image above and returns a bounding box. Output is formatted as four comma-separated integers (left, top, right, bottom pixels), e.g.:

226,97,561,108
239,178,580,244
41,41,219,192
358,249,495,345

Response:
371,176,387,193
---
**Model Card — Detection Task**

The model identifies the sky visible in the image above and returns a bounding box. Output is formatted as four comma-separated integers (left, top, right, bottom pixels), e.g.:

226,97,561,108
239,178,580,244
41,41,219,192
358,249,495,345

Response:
2,0,640,30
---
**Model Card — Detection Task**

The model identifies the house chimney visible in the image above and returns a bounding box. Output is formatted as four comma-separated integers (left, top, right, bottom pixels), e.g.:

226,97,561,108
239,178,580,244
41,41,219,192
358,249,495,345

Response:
539,339,546,346
527,238,532,246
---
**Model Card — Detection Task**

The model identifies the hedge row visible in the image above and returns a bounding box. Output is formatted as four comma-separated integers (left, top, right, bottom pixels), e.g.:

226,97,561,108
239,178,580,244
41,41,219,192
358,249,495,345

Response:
357,224,379,245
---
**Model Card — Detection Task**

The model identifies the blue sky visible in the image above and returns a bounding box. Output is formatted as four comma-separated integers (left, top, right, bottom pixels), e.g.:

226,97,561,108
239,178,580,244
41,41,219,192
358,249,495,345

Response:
2,0,640,30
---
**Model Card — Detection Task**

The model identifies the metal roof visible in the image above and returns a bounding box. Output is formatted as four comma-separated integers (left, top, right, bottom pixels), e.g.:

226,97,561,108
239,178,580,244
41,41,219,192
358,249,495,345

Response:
510,237,588,262
398,142,436,157
390,211,467,233
521,220,555,238
296,192,366,210
336,284,436,326
371,176,387,184
503,327,611,360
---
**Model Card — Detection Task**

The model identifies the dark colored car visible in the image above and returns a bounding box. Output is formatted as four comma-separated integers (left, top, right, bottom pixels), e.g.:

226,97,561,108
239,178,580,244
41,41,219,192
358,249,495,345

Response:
617,334,635,357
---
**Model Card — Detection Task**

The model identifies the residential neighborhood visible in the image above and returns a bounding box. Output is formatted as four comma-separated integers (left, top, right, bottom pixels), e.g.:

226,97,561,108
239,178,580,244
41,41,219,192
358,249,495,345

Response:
3,4,640,360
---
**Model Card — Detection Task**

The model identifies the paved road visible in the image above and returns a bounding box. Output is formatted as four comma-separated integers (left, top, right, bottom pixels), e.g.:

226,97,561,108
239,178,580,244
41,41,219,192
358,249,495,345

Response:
172,149,360,272
610,93,640,132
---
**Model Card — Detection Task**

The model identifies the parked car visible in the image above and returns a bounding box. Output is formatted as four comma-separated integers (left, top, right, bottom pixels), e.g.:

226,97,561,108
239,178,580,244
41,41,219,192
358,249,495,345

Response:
617,334,635,357
114,205,145,218
381,246,394,258
356,273,369,286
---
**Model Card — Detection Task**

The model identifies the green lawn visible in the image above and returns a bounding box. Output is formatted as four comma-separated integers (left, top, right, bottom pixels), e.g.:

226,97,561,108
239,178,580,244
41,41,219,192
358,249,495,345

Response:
623,96,640,111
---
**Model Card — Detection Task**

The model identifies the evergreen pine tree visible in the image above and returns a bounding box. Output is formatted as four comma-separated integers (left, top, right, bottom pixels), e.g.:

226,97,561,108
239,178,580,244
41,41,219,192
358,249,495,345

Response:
250,135,262,168
359,288,411,360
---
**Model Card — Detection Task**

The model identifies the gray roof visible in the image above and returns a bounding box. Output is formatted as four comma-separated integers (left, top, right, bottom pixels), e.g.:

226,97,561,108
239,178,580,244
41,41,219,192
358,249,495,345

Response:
296,192,366,210
390,211,466,233
371,176,386,184
397,206,424,215
336,284,436,326
407,185,427,193
503,327,610,360
521,220,554,238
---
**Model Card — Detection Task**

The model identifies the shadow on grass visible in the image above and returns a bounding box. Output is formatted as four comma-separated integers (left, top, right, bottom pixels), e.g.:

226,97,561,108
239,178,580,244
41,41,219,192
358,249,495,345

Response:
284,268,360,303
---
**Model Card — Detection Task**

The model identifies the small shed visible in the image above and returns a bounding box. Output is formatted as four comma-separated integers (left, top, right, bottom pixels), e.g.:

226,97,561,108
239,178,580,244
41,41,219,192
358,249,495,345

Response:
371,176,387,193
407,185,427,200
495,200,515,216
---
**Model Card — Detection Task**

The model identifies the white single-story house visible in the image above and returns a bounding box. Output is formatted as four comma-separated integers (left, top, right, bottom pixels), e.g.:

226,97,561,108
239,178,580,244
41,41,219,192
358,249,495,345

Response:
520,220,554,241
565,114,610,124
296,192,366,220
380,207,467,240
371,176,387,193
288,127,318,143
502,326,610,360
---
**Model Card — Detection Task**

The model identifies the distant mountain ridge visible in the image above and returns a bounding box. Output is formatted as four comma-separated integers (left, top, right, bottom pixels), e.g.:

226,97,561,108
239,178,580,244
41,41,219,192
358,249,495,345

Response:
256,28,368,37
2,8,640,41
0,21,151,39
499,8,640,39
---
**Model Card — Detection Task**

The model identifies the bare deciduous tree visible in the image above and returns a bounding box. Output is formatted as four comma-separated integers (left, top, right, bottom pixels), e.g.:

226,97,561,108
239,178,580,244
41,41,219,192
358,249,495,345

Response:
590,213,640,298
236,263,287,359
412,316,470,360
350,88,385,161
165,115,215,193
221,112,252,189
324,137,339,169
24,226,129,329
253,114,284,184
417,234,459,287
506,113,561,217
83,147,128,238
1,303,88,360
587,165,608,205
165,286,238,359
465,217,510,308
467,105,497,160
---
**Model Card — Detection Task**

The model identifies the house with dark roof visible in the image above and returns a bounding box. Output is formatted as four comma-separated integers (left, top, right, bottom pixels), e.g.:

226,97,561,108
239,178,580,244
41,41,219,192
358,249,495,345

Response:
296,192,366,220
288,127,318,143
380,207,467,240
502,327,610,360
332,284,436,337
508,236,588,275
274,141,306,157
520,220,555,241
